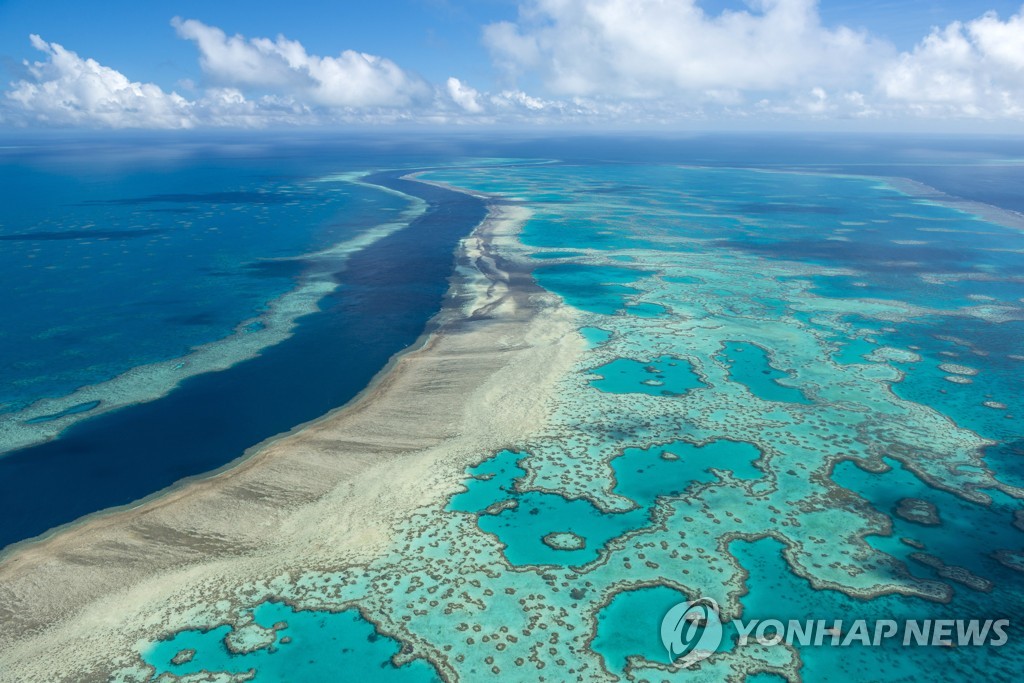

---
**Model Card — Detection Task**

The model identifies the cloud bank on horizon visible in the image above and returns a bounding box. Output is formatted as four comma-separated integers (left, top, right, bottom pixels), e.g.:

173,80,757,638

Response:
4,0,1024,129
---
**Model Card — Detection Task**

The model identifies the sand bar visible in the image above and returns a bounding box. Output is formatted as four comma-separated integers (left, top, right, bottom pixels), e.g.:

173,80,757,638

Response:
0,191,582,681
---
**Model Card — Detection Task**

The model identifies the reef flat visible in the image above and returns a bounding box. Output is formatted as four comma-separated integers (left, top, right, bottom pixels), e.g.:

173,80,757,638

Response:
1,161,1023,682
0,192,583,680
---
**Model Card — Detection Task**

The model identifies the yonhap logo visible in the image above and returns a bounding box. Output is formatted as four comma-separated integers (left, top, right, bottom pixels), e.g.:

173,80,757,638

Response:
659,596,1010,669
660,597,724,667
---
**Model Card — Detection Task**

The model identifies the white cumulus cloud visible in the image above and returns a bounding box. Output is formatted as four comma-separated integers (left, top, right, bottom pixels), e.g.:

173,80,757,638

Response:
483,0,1024,122
7,6,1024,129
446,77,483,113
491,89,547,111
5,35,195,128
3,22,439,128
878,8,1024,117
484,0,886,98
172,18,428,108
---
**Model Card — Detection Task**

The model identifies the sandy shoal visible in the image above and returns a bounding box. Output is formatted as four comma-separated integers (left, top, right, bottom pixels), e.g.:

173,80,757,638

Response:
0,198,583,682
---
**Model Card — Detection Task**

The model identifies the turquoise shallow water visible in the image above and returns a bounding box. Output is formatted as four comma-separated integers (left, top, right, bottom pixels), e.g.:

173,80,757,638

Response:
429,161,1024,448
611,439,763,506
832,457,1023,596
579,326,613,348
592,585,711,670
713,341,811,404
119,146,1024,682
727,537,1020,682
145,601,442,682
448,449,648,566
533,263,656,316
419,159,1024,680
449,440,762,567
588,356,705,396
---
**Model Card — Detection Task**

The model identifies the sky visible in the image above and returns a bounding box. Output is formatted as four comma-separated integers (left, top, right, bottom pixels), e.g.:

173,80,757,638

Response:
1,0,1024,130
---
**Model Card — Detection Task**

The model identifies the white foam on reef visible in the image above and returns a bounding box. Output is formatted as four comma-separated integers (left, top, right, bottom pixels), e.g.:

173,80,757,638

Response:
0,176,427,457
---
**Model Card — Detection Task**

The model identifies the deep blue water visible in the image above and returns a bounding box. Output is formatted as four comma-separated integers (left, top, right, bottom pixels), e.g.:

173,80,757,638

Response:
0,152,408,414
0,167,485,550
3,132,1024,555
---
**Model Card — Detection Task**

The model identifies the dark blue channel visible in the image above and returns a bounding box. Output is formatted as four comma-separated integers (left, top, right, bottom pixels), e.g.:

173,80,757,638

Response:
0,172,486,551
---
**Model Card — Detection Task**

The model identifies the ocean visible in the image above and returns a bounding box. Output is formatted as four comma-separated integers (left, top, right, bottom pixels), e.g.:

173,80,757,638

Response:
3,133,1023,681
0,139,485,548
419,141,1024,681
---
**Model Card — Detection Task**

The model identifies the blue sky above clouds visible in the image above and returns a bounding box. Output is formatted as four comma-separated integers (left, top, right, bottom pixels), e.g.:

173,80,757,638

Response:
2,0,1024,129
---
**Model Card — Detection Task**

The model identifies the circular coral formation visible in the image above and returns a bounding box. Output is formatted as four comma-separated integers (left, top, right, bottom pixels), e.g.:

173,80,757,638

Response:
895,498,941,526
541,532,587,551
